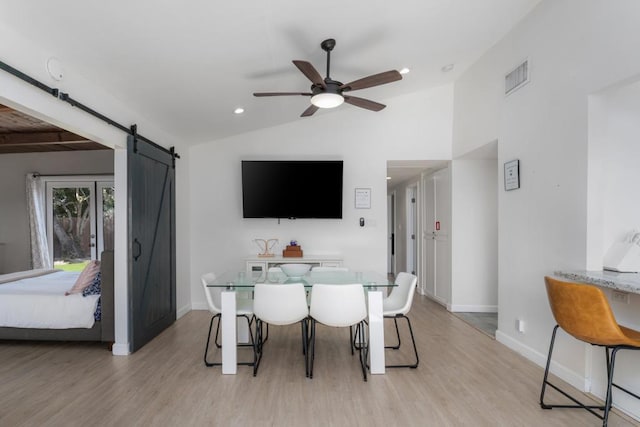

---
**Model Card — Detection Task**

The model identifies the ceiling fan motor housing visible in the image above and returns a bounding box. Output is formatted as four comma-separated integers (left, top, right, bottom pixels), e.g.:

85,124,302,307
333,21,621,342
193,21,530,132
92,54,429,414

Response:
320,38,336,52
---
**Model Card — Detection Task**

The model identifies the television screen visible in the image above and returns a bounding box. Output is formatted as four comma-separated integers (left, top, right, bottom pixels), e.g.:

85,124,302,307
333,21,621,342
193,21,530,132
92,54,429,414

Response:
242,160,343,219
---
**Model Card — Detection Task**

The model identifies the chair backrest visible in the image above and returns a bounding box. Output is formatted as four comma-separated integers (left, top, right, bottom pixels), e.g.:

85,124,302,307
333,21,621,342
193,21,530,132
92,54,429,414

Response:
544,276,633,346
254,283,308,325
385,272,418,315
201,272,222,314
311,266,349,272
310,284,367,327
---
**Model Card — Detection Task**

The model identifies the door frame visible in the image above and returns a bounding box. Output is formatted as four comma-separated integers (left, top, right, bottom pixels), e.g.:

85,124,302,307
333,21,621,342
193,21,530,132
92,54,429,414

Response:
387,191,397,275
44,175,114,265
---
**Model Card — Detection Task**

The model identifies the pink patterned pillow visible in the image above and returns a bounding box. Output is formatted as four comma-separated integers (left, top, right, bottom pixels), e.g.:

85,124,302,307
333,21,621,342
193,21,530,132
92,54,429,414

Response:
65,260,101,295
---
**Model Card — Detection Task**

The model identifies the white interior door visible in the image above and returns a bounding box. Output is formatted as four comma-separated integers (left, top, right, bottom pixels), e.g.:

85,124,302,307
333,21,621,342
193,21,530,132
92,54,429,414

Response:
420,167,451,305
433,168,451,304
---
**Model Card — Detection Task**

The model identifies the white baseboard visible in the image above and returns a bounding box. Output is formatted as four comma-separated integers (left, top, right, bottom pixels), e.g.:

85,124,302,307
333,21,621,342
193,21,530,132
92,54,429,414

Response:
449,304,497,313
177,303,192,319
495,330,587,392
191,301,207,311
497,331,640,422
591,377,640,421
419,291,447,307
111,342,130,356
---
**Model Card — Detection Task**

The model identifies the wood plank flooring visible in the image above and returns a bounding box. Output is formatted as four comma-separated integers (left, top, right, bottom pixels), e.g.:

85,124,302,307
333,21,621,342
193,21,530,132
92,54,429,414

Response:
1,295,638,426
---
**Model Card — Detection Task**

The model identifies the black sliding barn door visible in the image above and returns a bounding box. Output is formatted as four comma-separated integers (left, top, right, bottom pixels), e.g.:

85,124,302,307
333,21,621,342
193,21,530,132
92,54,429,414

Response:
128,135,176,352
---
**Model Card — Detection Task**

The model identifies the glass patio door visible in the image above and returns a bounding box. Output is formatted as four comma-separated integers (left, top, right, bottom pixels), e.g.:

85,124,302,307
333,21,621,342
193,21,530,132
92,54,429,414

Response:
45,179,114,267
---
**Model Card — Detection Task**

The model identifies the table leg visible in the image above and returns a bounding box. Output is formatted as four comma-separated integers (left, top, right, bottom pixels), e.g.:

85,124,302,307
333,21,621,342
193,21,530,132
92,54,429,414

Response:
221,291,237,374
368,290,385,374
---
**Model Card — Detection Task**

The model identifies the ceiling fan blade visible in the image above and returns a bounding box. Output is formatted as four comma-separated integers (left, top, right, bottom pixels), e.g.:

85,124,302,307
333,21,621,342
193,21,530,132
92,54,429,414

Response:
292,60,326,87
343,96,386,112
340,70,402,92
253,92,312,97
300,105,319,117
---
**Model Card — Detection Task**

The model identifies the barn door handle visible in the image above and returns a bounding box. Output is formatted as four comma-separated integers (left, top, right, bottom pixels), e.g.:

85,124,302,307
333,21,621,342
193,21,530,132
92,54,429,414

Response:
133,238,142,261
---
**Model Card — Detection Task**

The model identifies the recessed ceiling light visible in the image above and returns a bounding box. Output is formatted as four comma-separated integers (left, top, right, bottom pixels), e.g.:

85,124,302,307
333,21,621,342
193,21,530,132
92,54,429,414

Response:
441,64,454,73
234,107,245,114
399,68,410,75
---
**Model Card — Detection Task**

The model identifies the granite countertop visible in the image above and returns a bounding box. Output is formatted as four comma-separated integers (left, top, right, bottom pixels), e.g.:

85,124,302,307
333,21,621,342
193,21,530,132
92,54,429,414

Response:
554,270,640,294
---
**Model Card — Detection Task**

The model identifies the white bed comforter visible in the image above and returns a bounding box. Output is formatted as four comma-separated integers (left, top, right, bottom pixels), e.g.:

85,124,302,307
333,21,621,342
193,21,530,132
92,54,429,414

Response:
0,270,99,329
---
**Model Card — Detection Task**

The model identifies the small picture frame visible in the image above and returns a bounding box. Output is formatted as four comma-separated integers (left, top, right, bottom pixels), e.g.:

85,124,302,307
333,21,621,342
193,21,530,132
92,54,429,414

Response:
504,159,520,191
355,188,371,209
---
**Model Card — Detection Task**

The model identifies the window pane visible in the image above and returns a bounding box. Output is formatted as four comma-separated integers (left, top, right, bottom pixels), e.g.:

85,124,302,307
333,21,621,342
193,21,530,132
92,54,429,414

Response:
102,186,115,251
52,187,92,265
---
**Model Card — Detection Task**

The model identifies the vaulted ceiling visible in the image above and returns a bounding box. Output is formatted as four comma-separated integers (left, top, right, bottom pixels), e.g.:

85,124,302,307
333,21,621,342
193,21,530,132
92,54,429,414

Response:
0,0,541,145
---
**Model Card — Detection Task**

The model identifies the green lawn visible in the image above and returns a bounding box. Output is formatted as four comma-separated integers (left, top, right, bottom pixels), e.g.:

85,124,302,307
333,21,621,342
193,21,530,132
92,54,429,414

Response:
54,260,89,272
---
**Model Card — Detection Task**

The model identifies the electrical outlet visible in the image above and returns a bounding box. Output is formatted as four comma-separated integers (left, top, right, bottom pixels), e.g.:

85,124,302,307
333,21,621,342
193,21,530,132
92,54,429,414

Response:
611,290,630,304
515,319,525,333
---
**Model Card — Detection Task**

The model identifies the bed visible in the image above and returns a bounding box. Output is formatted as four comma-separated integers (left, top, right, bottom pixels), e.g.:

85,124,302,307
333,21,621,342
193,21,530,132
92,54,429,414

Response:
0,250,114,343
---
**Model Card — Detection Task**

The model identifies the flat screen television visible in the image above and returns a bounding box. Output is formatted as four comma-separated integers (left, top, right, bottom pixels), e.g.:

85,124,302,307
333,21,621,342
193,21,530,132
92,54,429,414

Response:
242,160,343,219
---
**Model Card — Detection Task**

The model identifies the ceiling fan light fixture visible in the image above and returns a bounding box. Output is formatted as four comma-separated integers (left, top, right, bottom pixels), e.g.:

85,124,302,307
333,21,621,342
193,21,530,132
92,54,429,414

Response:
310,92,344,109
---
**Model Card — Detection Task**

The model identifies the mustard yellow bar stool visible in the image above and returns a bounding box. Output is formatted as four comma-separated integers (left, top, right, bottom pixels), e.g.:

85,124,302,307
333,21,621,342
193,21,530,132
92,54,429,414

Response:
541,276,640,426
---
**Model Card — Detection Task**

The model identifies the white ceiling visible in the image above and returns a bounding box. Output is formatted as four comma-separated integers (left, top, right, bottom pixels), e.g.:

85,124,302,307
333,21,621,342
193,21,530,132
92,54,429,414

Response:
0,0,540,145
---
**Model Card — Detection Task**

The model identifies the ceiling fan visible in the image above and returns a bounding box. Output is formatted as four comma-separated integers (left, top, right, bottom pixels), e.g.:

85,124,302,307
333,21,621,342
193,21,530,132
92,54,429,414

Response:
253,38,403,117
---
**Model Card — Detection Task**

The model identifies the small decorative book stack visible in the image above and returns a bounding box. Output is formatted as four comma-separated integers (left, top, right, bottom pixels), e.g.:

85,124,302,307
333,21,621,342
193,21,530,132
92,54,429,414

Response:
283,241,303,258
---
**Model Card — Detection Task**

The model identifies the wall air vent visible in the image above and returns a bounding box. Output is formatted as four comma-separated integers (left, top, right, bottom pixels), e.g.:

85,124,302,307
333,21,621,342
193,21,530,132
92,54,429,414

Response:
505,59,529,95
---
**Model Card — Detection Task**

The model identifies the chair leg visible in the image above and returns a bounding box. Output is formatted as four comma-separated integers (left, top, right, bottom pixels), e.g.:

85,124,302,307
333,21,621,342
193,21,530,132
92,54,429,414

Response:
302,319,309,377
308,319,316,379
206,313,256,368
350,325,355,355
236,314,257,368
301,321,307,355
385,317,401,350
253,319,263,376
204,314,220,366
539,325,606,418
385,314,419,368
603,347,620,426
358,320,368,382
214,316,222,348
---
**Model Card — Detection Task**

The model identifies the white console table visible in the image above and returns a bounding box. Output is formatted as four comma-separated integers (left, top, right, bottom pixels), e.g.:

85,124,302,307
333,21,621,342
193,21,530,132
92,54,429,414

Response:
245,255,343,274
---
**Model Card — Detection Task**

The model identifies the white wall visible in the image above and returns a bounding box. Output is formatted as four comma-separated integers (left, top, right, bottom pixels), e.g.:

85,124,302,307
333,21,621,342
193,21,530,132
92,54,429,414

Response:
189,85,453,308
453,0,640,419
0,150,114,273
599,81,640,256
450,158,498,312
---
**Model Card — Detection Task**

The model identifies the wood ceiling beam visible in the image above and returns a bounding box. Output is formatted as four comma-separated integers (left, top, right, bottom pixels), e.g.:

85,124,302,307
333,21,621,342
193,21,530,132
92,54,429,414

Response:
0,131,91,146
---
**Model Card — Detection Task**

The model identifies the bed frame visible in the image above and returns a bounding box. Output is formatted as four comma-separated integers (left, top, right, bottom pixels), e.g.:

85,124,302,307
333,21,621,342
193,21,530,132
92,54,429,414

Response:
0,250,114,343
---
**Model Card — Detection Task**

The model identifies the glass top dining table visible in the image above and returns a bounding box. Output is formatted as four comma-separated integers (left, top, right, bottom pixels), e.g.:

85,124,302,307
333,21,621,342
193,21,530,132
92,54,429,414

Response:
207,270,396,289
208,268,394,376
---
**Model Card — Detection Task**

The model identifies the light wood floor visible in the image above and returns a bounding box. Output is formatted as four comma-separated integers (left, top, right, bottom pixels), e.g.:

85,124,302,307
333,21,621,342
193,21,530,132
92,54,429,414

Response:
1,296,638,426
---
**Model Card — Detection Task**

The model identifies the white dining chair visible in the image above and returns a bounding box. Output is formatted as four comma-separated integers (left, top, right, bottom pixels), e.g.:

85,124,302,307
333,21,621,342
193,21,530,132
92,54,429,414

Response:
308,283,368,381
383,272,419,368
311,266,349,272
252,283,309,377
201,272,257,368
